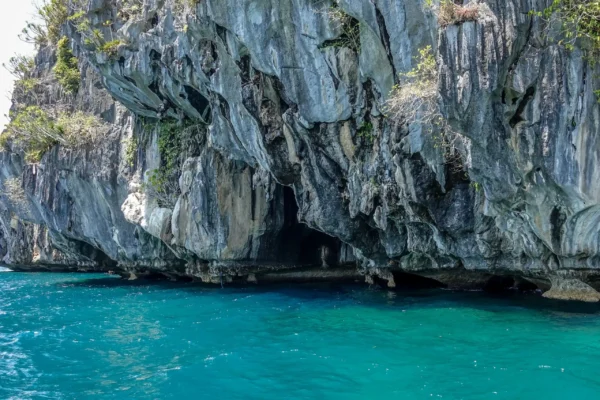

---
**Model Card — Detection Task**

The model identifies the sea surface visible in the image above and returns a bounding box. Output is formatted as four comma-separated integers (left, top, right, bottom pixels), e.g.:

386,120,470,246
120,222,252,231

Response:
1,271,600,399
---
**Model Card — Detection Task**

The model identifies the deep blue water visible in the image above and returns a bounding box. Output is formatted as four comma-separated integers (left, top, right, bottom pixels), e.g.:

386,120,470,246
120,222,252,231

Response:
2,272,600,399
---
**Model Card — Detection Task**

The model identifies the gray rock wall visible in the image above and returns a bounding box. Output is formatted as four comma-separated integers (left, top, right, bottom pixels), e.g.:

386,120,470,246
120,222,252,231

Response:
2,0,600,300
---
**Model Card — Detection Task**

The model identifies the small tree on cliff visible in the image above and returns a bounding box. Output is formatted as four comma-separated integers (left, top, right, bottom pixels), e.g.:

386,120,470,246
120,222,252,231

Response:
535,0,600,51
385,46,467,170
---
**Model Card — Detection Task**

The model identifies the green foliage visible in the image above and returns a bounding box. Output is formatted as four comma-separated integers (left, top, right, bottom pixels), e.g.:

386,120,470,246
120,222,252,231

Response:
146,120,185,206
533,0,600,51
174,0,200,12
19,22,49,47
3,55,35,80
117,0,143,21
124,136,138,167
470,181,482,192
320,2,361,52
39,0,69,44
0,133,10,150
145,119,202,207
3,106,109,163
3,106,60,162
16,78,40,92
404,45,437,81
19,0,89,46
386,45,438,125
4,55,39,99
437,0,480,27
70,10,125,58
357,121,374,144
99,40,124,58
54,37,80,93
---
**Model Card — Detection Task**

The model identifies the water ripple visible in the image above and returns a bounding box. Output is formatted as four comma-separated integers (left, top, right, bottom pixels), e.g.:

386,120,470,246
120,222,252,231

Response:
2,273,600,399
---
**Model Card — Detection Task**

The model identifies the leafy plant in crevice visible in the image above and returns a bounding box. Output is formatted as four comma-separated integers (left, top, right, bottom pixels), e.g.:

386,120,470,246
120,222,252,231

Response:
530,1,600,102
385,45,467,171
3,55,41,104
124,136,138,167
357,121,374,144
69,11,126,59
2,106,60,162
54,36,80,93
99,39,125,58
3,55,35,80
145,119,204,208
470,181,482,192
318,0,361,52
386,45,438,125
20,0,88,47
39,0,69,44
423,0,482,27
117,0,144,21
533,0,600,51
2,106,110,163
173,0,201,15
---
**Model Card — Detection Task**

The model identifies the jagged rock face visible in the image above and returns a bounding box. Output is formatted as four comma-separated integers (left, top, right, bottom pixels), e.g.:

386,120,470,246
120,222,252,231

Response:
1,0,600,300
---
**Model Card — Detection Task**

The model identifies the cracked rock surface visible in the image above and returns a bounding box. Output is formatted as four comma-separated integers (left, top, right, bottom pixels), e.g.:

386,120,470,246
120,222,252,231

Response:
1,0,600,300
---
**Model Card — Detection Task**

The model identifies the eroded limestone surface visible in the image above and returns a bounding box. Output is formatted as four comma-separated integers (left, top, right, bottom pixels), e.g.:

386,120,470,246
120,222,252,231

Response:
1,0,600,300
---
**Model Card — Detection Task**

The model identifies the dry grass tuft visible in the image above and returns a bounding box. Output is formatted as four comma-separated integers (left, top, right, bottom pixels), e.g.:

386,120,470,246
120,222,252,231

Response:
437,1,481,28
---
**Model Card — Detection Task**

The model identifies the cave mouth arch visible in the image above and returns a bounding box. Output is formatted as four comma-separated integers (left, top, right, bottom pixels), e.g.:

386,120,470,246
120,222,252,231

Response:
276,186,343,267
390,271,447,289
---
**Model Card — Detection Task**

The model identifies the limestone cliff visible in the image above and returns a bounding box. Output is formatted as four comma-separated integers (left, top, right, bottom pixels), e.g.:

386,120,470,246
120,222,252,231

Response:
1,0,600,301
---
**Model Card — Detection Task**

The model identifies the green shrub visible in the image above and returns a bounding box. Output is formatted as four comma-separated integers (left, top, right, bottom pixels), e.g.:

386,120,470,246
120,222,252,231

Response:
54,36,80,93
385,45,466,169
124,136,138,167
3,55,34,79
39,0,69,44
145,119,202,207
385,45,438,125
55,111,110,146
4,106,60,162
117,0,143,21
4,55,40,100
19,22,49,47
99,39,124,58
437,0,481,28
536,0,600,51
16,78,40,92
3,106,109,163
357,121,374,144
319,1,361,51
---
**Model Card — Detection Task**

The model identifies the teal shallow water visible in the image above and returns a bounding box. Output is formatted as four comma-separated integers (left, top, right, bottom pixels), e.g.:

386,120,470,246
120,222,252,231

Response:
2,272,600,399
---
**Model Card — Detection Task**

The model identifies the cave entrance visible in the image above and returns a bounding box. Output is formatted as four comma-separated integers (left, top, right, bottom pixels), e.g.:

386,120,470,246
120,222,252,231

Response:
390,271,447,289
277,186,342,267
483,275,542,293
51,233,118,272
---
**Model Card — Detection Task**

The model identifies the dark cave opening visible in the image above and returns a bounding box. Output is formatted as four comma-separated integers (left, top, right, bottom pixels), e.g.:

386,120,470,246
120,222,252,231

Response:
514,278,540,292
509,86,535,128
277,186,341,267
484,275,515,292
484,275,540,293
59,236,118,271
183,85,212,123
390,271,447,289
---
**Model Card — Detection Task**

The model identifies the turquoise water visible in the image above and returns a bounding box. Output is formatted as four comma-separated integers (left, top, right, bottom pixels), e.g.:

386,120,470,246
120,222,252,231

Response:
2,273,600,399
